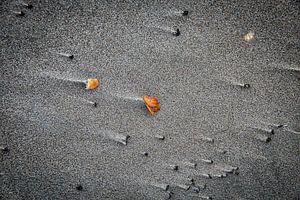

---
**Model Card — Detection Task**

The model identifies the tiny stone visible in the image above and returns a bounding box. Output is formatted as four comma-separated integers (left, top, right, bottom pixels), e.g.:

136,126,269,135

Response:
27,4,33,9
76,185,83,191
182,11,189,16
188,177,195,183
174,29,180,36
218,150,227,154
22,2,33,9
170,165,179,171
244,84,250,88
143,152,149,156
191,186,200,193
1,146,9,152
155,134,165,140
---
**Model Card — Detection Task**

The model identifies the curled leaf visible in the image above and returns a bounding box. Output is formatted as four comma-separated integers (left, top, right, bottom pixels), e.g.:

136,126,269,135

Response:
243,31,255,42
86,78,99,90
143,95,160,115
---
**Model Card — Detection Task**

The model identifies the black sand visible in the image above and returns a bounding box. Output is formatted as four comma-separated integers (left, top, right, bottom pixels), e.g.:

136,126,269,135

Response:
0,0,299,199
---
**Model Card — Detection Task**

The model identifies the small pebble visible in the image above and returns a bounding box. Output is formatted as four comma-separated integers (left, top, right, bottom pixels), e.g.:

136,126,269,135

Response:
76,185,83,191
